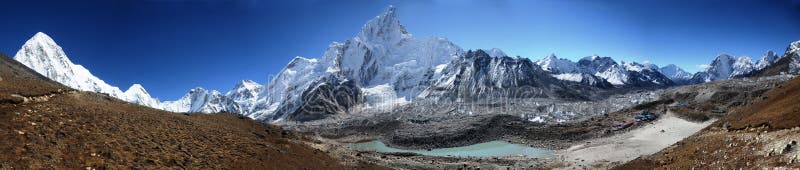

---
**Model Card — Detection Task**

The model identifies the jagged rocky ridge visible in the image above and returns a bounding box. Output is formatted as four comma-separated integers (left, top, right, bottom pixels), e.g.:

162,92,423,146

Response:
13,6,798,123
658,64,693,85
743,41,800,77
419,50,596,101
249,7,681,121
692,48,794,83
534,54,674,88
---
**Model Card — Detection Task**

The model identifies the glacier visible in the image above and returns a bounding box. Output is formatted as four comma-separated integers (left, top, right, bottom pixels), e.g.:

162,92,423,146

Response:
12,6,797,124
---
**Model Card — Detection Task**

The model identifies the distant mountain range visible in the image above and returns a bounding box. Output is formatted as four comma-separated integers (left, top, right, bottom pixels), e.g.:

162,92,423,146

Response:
11,6,800,122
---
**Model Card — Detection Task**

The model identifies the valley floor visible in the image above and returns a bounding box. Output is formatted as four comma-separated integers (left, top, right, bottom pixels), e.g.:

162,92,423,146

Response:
4,48,798,169
555,111,714,169
295,75,796,169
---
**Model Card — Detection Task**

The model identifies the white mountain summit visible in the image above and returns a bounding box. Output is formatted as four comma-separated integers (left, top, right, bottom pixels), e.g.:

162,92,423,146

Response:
12,32,245,113
248,6,463,120
13,32,160,107
15,7,788,123
123,84,161,108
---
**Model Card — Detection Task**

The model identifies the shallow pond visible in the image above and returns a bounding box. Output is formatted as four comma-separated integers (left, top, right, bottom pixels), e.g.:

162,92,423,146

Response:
348,140,553,158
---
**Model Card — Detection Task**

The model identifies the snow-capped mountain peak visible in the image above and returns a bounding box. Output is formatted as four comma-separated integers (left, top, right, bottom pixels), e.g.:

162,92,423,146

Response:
22,32,70,63
689,53,759,83
485,48,507,57
658,64,693,83
707,54,736,73
123,84,161,108
226,80,263,113
755,50,778,70
790,40,800,54
622,61,649,72
641,61,660,71
535,54,579,74
229,80,262,94
245,6,465,121
161,87,241,114
14,32,126,99
124,84,149,95
356,5,410,44
731,56,754,77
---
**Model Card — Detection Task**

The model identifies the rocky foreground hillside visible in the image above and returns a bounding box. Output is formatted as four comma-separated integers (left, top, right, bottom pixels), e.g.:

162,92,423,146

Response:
0,53,361,169
616,76,800,169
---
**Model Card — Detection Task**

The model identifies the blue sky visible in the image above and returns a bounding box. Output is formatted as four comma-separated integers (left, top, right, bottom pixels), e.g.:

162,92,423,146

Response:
1,0,799,100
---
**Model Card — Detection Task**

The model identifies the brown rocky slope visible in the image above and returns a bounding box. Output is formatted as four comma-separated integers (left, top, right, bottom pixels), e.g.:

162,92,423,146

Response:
0,53,348,169
615,76,800,169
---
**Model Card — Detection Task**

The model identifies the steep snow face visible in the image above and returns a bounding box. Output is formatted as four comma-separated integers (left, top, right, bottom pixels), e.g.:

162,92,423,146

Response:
535,54,579,73
225,80,263,113
355,5,411,47
755,51,779,70
336,6,462,98
788,40,800,74
658,64,693,83
162,87,241,113
13,32,167,109
123,84,161,108
250,56,328,120
14,32,127,99
250,6,463,121
731,56,754,77
706,54,736,79
690,54,737,83
595,66,628,85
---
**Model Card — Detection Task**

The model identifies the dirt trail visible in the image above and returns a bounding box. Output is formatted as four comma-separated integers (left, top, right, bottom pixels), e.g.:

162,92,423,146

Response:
615,76,800,169
555,111,714,169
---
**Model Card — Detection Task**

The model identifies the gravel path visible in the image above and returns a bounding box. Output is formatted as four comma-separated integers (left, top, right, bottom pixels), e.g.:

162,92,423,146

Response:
555,111,714,169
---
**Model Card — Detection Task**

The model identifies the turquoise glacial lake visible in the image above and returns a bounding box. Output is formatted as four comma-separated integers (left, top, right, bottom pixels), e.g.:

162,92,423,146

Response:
348,140,554,158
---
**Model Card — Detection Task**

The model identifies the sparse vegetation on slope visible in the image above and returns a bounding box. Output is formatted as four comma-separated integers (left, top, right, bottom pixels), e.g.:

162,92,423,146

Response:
615,76,800,169
0,53,349,169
